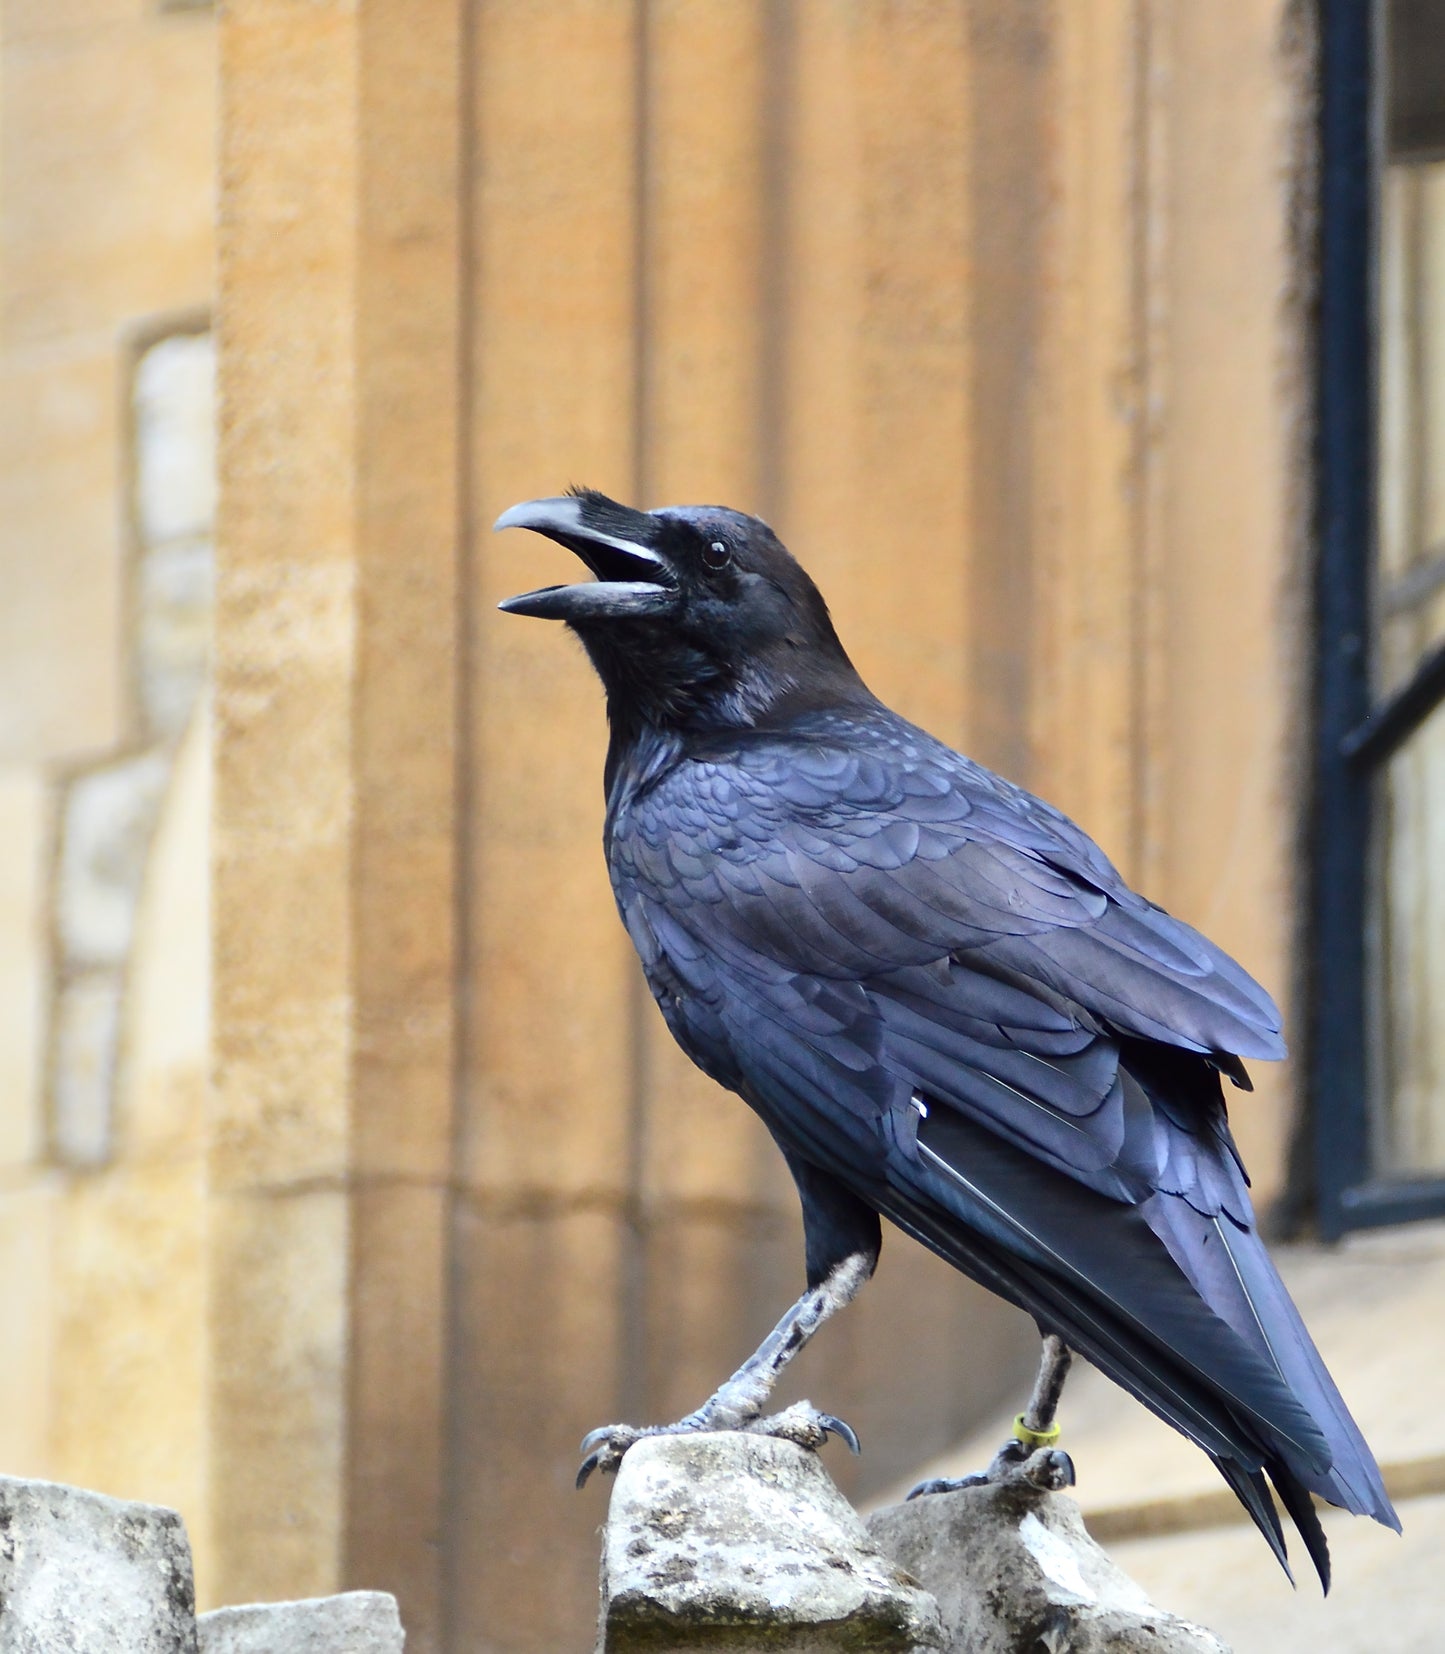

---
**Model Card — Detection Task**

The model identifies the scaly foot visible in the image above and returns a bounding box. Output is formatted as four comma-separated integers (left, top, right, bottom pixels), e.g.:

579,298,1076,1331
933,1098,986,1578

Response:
906,1435,1075,1499
576,1399,860,1488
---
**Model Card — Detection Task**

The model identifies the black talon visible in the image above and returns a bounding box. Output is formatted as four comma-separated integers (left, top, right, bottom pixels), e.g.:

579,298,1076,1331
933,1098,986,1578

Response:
819,1413,862,1455
907,1475,955,1500
1042,1448,1076,1489
1020,1452,1062,1491
580,1425,613,1454
576,1451,602,1490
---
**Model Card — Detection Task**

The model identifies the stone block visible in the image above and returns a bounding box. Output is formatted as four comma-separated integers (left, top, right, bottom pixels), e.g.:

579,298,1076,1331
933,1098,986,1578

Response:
3,0,147,41
867,1483,1229,1654
206,1188,349,1606
197,1592,404,1653
446,1205,632,1654
0,1186,58,1480
0,349,123,762
0,1474,197,1653
0,768,48,1168
57,748,171,969
135,333,216,548
2,25,215,346
50,968,123,1167
596,1432,944,1652
123,702,211,1159
137,541,214,739
50,1161,209,1551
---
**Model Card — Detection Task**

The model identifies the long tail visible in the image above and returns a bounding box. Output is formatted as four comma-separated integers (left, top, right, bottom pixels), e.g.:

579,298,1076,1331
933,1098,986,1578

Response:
884,1103,1398,1588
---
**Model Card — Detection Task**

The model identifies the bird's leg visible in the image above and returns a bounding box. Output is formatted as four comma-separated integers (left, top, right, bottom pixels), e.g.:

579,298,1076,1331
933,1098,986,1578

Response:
1019,1332,1072,1443
575,1250,871,1488
908,1333,1076,1499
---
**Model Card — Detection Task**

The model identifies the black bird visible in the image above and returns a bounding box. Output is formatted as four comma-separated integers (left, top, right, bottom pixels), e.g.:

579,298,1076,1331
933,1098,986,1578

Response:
497,488,1398,1589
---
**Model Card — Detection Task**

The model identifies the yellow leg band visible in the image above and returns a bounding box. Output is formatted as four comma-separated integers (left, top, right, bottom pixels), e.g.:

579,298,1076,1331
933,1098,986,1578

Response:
1012,1413,1061,1450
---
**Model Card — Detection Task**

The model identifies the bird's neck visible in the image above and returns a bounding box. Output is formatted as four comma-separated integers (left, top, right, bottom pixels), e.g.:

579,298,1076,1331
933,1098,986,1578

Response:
603,717,684,828
600,660,878,827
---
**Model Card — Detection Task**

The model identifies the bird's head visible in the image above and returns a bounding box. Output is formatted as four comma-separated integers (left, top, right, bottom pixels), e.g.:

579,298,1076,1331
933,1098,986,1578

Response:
497,488,865,733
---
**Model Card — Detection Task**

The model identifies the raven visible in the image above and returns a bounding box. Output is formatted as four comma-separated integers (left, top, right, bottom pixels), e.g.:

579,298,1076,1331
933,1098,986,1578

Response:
497,488,1397,1588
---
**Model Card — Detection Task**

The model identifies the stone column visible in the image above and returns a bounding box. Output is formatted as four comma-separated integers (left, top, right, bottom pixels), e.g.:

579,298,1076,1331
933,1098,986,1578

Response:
213,4,464,1648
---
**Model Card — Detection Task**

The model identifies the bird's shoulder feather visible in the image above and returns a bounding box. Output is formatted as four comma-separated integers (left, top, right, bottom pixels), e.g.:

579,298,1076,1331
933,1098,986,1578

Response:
609,707,1283,1064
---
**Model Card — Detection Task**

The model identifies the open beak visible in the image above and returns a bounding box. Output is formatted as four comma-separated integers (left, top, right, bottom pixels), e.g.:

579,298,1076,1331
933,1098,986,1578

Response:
495,493,676,621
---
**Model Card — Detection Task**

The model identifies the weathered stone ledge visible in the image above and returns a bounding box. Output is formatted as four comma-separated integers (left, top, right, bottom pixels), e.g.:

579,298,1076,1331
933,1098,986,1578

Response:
0,1475,403,1653
595,1433,1229,1654
0,1442,1230,1652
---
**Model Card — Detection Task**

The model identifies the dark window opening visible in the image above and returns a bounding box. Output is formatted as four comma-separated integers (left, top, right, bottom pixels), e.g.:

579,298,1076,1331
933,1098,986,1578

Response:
1312,0,1445,1235
1388,0,1445,159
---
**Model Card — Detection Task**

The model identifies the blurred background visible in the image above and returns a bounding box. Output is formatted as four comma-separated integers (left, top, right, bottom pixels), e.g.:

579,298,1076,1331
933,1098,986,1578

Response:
0,2,1443,1651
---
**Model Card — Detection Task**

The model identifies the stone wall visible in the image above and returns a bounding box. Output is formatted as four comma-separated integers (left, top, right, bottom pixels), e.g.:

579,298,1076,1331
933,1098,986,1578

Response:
0,1472,402,1654
0,0,218,1594
52,328,215,1170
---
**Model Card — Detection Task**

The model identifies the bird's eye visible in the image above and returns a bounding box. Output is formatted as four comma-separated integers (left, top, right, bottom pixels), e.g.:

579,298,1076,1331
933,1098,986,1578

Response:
702,539,732,572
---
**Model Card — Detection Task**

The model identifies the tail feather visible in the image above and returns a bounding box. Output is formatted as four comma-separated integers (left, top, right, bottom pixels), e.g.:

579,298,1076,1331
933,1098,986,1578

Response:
1209,1212,1398,1529
1209,1454,1293,1584
886,1101,1395,1590
1271,1462,1333,1595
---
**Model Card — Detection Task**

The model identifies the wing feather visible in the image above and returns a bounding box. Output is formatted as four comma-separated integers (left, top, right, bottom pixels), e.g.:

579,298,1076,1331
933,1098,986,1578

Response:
615,711,1285,1062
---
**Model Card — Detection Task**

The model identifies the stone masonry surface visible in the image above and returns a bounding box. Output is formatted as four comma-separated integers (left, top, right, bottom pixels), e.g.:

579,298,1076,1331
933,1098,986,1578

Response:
597,1432,945,1652
197,1592,404,1653
1,1441,1234,1653
0,1475,197,1654
0,1475,403,1654
596,1433,1232,1654
45,327,216,1172
869,1481,1230,1654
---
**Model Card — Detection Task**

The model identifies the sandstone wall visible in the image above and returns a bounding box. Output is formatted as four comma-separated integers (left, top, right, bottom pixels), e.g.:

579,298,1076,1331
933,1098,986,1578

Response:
0,0,218,1598
0,5,1319,1653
